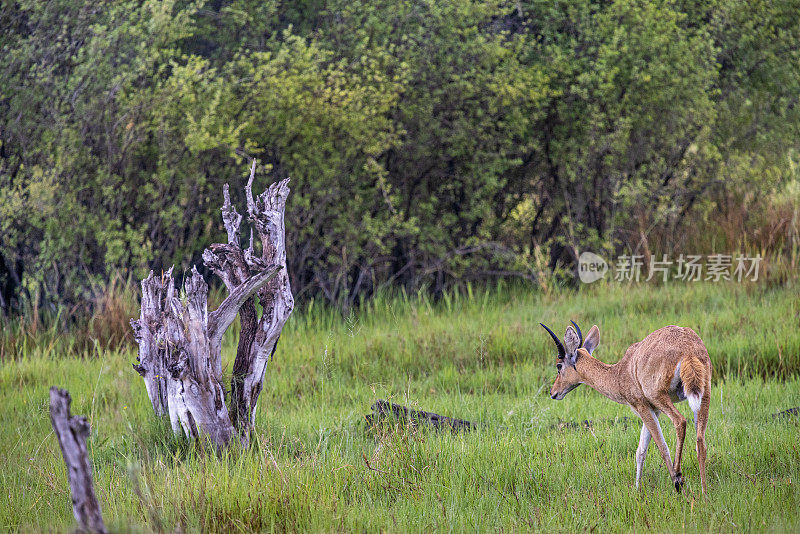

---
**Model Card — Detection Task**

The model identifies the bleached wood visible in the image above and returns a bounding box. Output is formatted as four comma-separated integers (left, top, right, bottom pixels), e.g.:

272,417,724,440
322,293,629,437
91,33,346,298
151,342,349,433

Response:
130,269,171,416
49,387,107,534
207,265,281,349
203,162,294,443
132,160,293,448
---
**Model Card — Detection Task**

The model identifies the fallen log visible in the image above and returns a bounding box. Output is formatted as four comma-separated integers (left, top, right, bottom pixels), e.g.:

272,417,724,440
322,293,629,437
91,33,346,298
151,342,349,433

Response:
365,400,477,432
364,400,634,433
49,387,107,534
772,406,800,420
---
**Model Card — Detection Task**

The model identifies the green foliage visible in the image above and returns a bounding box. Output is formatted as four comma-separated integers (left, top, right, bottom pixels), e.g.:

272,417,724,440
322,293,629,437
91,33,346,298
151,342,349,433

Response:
1,0,799,311
525,0,719,251
0,0,205,307
310,0,551,296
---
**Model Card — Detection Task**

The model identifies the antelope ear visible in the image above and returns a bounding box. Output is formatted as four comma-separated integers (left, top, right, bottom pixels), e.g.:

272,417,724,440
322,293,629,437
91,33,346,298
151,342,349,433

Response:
564,325,581,355
583,325,600,354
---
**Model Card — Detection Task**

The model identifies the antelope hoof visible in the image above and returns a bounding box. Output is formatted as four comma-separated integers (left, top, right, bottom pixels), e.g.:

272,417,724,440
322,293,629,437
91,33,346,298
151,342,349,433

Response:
673,472,684,493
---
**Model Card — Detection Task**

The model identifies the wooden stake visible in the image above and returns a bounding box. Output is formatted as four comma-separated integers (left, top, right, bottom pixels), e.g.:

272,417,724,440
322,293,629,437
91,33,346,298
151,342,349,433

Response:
49,387,107,534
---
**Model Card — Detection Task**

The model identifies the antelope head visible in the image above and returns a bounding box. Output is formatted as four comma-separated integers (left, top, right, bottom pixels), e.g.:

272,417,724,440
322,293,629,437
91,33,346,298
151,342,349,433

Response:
540,321,600,400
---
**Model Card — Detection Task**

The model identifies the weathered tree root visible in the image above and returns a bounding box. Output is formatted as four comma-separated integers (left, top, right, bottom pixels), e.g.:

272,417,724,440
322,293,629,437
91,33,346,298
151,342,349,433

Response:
49,387,107,534
366,400,478,433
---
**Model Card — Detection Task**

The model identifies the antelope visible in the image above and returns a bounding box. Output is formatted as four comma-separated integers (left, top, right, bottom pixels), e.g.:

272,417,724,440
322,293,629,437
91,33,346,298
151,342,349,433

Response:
540,321,712,494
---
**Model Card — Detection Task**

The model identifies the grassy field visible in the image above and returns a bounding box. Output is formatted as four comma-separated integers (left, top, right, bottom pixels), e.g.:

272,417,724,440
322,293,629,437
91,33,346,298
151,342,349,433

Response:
1,282,799,532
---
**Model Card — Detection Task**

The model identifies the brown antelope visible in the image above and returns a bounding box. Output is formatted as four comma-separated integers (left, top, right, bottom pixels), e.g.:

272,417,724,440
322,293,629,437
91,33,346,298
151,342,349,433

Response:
540,321,712,494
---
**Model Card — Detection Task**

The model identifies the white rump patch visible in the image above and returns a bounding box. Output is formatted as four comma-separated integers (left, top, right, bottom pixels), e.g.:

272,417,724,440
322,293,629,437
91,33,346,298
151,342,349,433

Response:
687,392,702,414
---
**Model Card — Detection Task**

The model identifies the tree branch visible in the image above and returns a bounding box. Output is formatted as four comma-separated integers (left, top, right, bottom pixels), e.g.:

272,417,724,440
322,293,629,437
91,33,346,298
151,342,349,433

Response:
207,264,282,347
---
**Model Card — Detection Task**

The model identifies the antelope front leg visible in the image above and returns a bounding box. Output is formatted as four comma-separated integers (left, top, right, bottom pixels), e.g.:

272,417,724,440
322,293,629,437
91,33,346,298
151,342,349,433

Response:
635,423,651,489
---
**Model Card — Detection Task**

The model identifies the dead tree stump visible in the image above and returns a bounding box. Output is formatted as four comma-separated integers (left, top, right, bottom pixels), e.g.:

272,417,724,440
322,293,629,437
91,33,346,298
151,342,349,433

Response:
204,163,294,444
49,387,107,534
131,160,293,448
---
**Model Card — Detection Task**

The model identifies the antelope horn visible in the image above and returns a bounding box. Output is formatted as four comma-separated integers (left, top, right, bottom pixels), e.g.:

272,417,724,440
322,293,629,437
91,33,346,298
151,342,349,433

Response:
571,320,583,348
540,323,566,359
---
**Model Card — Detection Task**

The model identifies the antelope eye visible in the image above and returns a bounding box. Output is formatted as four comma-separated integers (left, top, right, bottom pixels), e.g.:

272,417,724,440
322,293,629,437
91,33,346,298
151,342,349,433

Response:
556,363,563,371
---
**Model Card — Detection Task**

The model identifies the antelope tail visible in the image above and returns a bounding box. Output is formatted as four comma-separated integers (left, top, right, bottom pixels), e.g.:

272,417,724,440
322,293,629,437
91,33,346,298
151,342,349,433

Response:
679,354,707,397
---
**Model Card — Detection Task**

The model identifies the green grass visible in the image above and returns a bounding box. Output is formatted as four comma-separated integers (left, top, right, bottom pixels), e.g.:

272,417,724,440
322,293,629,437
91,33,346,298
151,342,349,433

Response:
1,282,799,532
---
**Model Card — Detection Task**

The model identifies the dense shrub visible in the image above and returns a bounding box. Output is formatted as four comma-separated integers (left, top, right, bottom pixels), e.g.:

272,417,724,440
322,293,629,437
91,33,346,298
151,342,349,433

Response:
1,0,798,313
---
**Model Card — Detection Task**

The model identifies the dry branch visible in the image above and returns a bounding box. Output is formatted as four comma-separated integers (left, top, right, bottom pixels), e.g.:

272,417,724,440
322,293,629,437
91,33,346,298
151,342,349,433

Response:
49,387,107,534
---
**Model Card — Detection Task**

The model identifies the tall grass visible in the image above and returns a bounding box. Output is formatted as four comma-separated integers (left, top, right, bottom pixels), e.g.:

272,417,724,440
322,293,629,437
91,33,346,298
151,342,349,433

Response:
0,274,229,362
2,279,799,378
1,283,799,531
3,174,798,362
636,173,800,285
